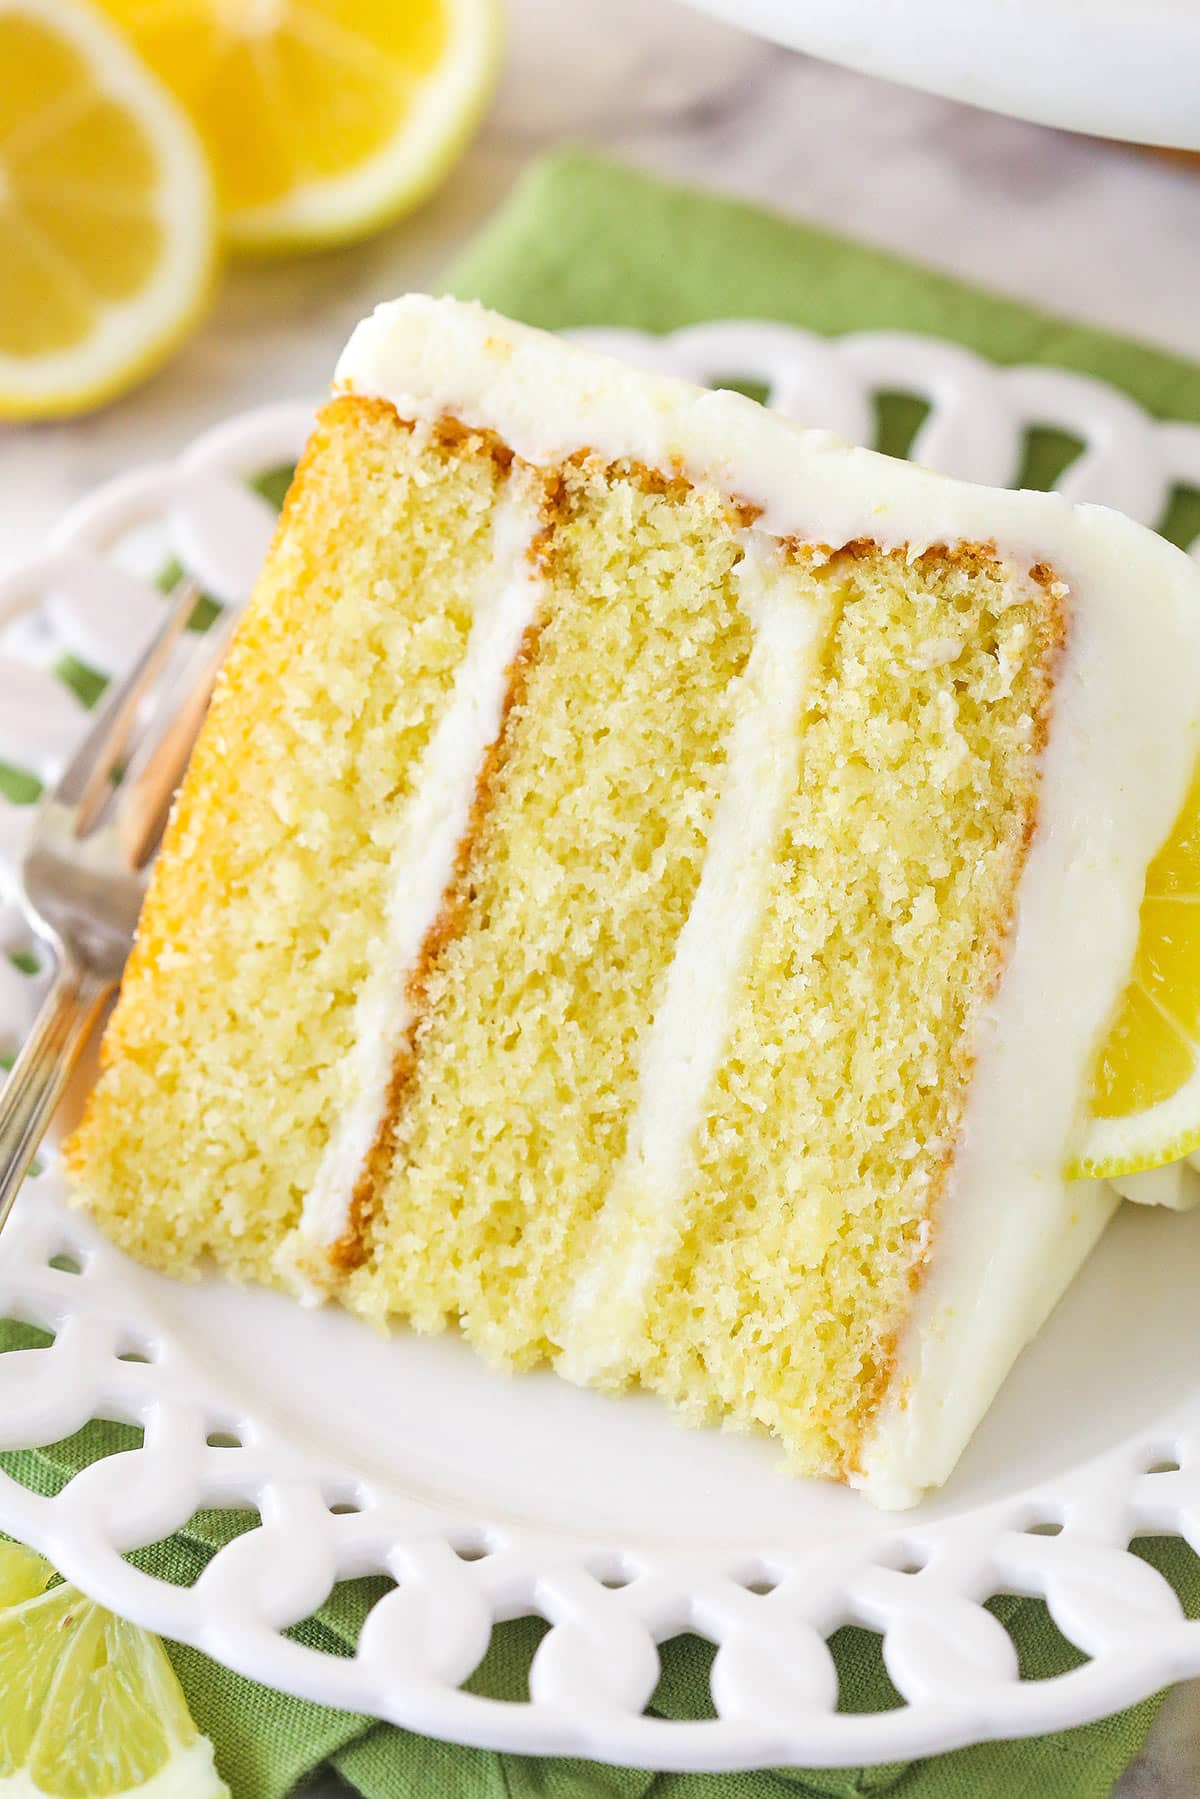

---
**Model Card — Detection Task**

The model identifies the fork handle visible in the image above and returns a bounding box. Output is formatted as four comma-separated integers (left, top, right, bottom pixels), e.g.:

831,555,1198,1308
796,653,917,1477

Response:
0,961,112,1236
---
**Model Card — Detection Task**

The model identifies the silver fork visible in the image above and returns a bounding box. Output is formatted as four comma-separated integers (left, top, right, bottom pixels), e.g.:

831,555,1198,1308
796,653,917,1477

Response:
0,580,231,1232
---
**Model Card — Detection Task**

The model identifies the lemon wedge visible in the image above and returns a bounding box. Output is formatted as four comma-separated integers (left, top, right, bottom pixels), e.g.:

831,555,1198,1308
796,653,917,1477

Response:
96,0,503,254
0,1541,228,1797
1074,759,1200,1180
0,0,217,420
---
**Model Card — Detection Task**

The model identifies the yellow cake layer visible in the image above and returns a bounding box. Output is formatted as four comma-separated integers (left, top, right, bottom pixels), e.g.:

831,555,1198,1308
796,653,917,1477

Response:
65,399,510,1280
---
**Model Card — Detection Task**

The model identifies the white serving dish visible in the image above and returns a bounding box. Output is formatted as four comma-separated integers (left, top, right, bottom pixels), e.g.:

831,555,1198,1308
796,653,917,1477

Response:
684,0,1200,152
2,322,1200,1768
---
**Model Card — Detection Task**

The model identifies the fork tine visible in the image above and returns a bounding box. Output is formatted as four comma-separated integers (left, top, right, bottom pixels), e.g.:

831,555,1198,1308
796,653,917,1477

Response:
0,576,230,1220
54,578,201,830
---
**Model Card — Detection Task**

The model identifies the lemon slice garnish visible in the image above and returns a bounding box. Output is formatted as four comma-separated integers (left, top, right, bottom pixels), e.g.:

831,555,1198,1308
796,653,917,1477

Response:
0,1542,228,1797
1074,759,1200,1179
96,0,503,254
0,0,217,420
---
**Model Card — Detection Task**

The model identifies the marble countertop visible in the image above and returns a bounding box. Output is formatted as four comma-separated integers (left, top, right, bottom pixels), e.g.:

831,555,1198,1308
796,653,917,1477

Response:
5,0,1200,1788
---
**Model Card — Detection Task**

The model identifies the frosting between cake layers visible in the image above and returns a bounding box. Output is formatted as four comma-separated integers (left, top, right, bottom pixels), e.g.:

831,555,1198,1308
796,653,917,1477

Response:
557,532,831,1383
336,296,1200,1503
282,476,546,1283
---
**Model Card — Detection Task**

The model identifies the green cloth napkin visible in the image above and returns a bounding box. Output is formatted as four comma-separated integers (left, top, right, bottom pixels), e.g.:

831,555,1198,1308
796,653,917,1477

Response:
8,150,1200,1798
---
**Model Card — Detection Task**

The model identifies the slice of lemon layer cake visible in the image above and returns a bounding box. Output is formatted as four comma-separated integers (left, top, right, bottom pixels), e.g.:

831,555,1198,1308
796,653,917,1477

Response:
65,296,1200,1508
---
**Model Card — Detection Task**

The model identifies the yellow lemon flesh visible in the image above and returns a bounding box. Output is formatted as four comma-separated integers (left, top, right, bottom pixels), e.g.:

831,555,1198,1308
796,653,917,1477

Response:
1075,759,1200,1179
0,0,217,420
97,0,503,253
0,1542,228,1797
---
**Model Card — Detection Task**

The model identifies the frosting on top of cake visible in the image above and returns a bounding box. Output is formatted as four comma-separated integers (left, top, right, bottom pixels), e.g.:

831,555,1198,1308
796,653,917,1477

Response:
339,295,1163,571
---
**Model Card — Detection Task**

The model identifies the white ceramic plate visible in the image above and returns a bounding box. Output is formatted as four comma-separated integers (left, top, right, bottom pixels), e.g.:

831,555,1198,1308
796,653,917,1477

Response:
684,0,1200,151
3,323,1200,1769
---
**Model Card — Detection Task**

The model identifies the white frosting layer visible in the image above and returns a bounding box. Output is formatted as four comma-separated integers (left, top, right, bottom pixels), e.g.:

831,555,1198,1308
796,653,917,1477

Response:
337,296,1200,1506
557,536,831,1383
288,477,544,1268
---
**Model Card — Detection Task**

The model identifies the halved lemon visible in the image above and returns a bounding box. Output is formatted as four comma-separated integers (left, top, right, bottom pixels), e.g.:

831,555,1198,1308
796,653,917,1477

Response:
1074,759,1200,1180
96,0,503,254
0,0,217,420
0,1541,229,1797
